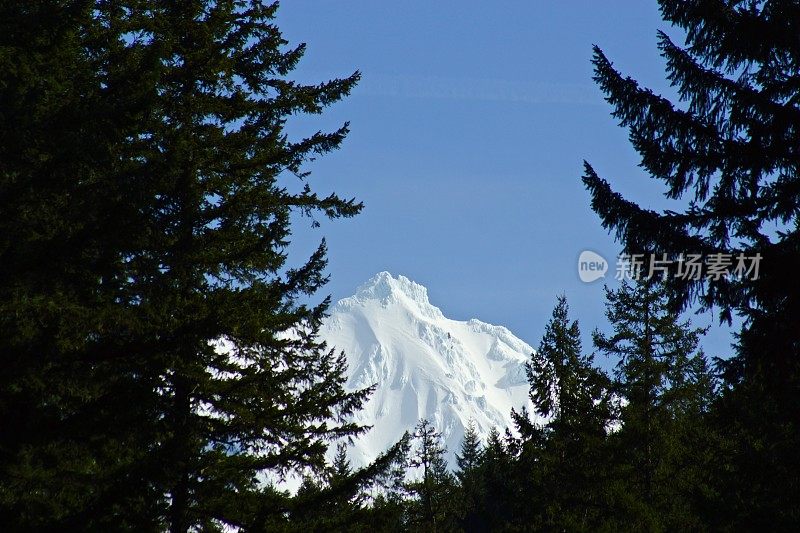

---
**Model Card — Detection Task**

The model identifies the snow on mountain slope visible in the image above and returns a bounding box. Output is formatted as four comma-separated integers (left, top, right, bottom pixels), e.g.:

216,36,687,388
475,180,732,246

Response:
319,272,536,467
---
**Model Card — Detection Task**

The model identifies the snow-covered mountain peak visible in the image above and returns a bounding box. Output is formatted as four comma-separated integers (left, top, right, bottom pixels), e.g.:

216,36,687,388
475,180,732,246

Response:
320,272,537,467
341,271,444,321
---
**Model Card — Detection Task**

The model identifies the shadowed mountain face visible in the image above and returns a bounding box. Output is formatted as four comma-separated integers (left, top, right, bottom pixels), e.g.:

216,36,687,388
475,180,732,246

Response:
320,272,537,466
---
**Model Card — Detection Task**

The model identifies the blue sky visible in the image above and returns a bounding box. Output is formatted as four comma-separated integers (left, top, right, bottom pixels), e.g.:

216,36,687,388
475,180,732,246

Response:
277,1,735,365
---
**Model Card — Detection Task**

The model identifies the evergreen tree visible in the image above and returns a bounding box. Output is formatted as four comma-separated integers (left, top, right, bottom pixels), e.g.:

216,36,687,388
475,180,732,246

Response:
126,2,369,530
453,421,486,532
528,296,610,431
508,404,548,529
2,2,372,530
0,3,165,529
331,442,353,481
582,2,800,525
593,281,714,530
522,295,612,531
405,419,456,532
476,427,517,531
274,436,411,532
366,435,413,533
455,420,483,478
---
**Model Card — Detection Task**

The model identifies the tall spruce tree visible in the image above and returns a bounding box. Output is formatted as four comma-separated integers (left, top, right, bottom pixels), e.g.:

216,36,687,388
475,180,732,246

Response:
405,419,455,532
583,0,800,526
593,280,714,530
122,2,370,530
455,421,482,477
453,421,486,532
476,428,517,531
528,296,610,431
0,3,168,529
522,295,612,531
2,1,372,530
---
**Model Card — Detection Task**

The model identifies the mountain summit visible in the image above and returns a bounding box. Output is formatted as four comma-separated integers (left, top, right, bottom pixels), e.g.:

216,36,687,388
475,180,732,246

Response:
320,272,535,466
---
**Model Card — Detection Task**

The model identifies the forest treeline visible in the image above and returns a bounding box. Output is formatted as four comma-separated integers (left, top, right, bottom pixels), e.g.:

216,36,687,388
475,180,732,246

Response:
1,1,798,531
287,281,723,532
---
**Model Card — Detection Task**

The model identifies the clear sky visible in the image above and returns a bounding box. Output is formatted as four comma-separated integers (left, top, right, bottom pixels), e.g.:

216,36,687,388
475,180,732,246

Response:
276,1,735,366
